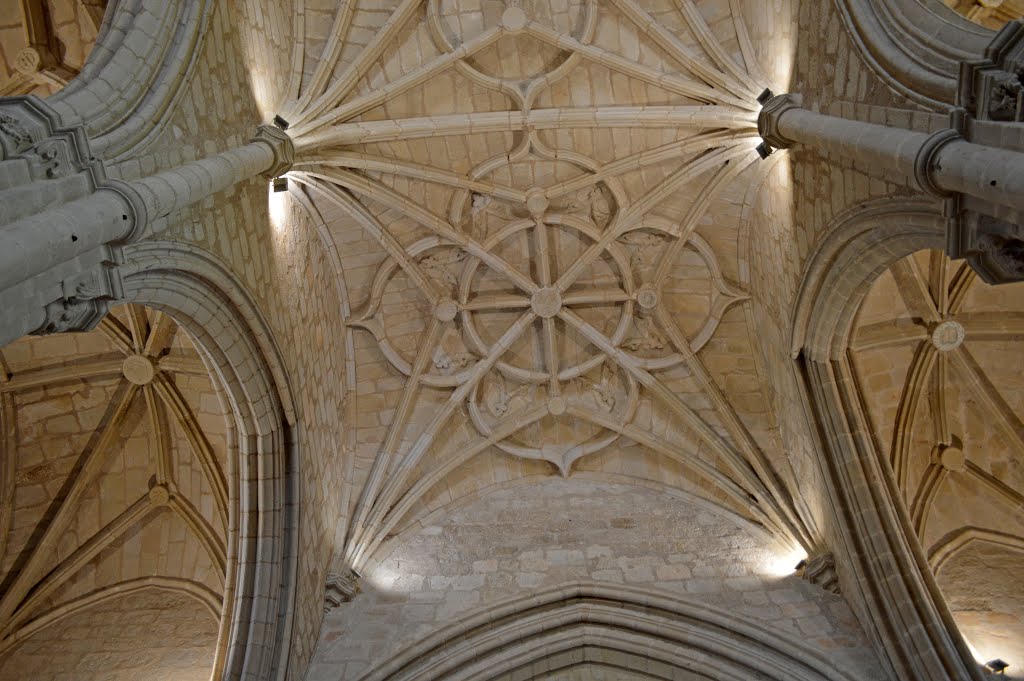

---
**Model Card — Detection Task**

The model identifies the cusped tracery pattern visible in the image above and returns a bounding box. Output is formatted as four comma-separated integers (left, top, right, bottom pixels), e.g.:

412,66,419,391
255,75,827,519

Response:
850,250,1024,667
262,0,812,578
0,304,228,681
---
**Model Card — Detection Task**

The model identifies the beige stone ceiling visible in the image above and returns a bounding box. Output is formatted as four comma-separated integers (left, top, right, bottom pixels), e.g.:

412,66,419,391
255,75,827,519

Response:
850,250,1024,667
0,0,107,97
0,305,229,680
254,0,814,576
943,0,1024,30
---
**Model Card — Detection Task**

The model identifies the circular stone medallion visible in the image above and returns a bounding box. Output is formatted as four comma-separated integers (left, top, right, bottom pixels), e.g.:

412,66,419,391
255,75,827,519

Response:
501,6,529,32
435,299,459,322
636,286,659,310
122,355,156,386
939,445,966,473
931,320,966,352
531,287,562,318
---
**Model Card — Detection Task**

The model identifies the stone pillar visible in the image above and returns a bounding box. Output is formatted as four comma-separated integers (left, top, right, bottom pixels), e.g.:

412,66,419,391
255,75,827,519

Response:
758,97,1024,213
757,21,1024,285
0,96,294,346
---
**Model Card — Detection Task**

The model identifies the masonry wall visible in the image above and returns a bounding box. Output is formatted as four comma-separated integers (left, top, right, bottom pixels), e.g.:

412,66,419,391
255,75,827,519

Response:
307,478,886,680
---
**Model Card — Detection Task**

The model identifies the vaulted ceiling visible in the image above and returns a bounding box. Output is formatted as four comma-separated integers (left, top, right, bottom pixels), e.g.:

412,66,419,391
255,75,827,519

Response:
0,0,107,97
0,305,230,681
850,250,1024,668
252,0,813,577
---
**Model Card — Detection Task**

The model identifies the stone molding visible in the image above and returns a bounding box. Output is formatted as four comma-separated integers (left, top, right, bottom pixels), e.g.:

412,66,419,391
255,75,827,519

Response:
835,0,992,108
757,93,801,155
118,242,300,681
958,20,1024,122
947,211,1024,284
33,254,124,336
792,198,984,680
912,129,964,198
356,583,864,681
947,21,1024,283
48,0,218,161
0,96,104,183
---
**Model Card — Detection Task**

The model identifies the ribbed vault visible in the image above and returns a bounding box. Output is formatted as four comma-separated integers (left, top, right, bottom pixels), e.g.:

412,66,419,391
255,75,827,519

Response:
0,304,230,680
245,0,816,585
850,250,1024,668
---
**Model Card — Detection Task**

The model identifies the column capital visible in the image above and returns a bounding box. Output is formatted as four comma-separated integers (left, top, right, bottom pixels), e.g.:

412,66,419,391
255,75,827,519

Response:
0,95,100,183
947,210,1024,285
957,20,1024,122
324,568,361,612
32,254,124,336
756,93,802,154
252,124,295,180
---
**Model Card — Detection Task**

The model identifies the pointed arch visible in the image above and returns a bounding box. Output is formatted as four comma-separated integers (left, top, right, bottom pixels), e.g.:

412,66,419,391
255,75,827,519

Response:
791,197,984,680
119,241,299,681
357,582,865,681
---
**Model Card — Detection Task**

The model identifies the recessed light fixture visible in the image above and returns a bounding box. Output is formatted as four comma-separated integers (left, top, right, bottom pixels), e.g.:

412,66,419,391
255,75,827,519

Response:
987,659,1009,675
272,177,289,193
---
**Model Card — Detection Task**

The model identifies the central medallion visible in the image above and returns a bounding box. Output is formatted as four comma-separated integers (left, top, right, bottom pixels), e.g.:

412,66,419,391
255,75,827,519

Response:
531,287,562,318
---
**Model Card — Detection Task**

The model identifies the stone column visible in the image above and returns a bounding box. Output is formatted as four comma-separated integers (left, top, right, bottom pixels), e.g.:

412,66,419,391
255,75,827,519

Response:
0,96,294,345
758,20,1024,285
758,96,1024,213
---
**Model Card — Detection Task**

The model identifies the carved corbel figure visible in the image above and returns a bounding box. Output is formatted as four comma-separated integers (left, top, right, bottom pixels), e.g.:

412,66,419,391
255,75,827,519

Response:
34,261,124,336
324,569,361,612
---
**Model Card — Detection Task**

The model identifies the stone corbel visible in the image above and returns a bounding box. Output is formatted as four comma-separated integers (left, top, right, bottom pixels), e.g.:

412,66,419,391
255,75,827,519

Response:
798,553,841,595
251,124,295,180
0,95,103,183
33,253,124,336
947,209,1024,284
756,93,802,157
324,569,361,612
957,20,1024,122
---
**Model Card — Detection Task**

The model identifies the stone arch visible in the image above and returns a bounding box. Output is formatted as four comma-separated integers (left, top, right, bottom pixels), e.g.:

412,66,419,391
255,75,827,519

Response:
834,0,993,109
0,581,221,681
791,197,985,679
0,298,239,680
45,0,217,161
356,583,864,681
0,577,222,656
793,197,947,360
118,240,299,681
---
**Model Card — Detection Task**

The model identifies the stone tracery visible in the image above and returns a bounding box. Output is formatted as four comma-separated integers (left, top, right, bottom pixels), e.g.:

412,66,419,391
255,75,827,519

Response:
0,0,1023,679
282,0,815,575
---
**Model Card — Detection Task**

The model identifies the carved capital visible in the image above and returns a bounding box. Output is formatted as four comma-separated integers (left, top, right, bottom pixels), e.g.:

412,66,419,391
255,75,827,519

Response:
757,93,802,154
0,96,102,182
324,569,361,612
33,258,124,336
799,553,841,595
252,124,295,180
957,20,1024,122
947,210,1024,285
